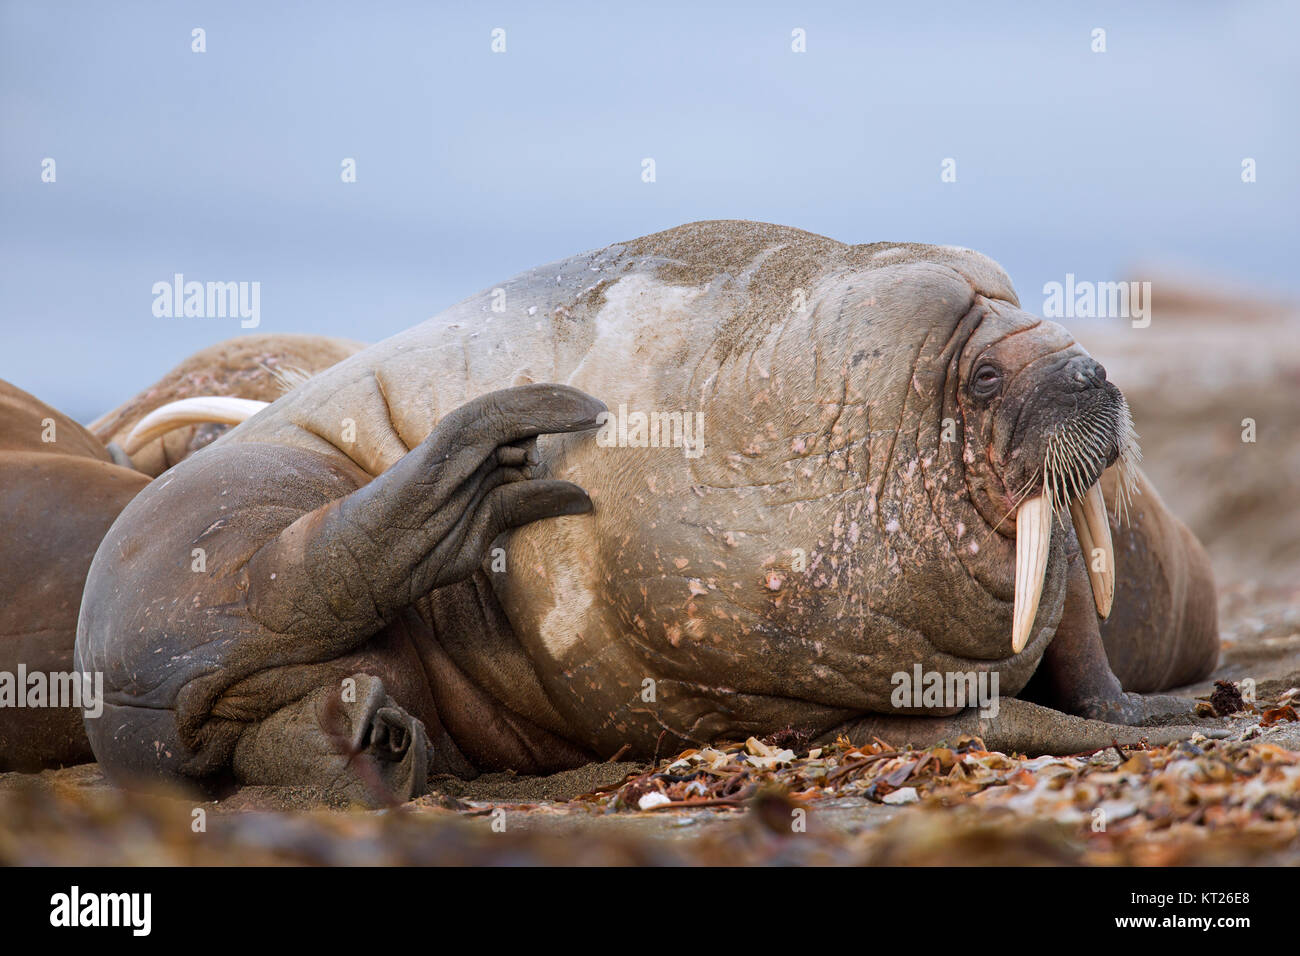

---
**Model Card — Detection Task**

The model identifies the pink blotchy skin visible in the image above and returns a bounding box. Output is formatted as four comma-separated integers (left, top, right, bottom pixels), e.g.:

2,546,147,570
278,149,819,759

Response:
73,223,1219,804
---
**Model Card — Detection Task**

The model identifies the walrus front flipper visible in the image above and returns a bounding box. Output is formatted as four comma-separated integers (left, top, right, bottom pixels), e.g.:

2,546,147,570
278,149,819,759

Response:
823,698,1225,757
823,544,1223,757
1021,544,1204,726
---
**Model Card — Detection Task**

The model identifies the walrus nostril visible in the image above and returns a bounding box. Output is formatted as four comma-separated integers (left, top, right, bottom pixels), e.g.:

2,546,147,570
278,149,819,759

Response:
1070,358,1106,388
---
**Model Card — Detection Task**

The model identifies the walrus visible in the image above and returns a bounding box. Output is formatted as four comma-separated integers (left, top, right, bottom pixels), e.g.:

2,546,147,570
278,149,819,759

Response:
0,334,363,771
0,382,149,769
91,333,365,476
75,221,1219,804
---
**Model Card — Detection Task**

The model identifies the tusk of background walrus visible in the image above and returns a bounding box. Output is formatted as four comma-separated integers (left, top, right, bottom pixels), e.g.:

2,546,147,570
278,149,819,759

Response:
123,396,269,454
1012,494,1052,654
1068,481,1115,620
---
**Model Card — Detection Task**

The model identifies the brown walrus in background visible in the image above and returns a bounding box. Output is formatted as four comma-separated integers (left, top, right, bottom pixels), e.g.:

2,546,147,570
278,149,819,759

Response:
0,383,147,770
75,222,1221,805
92,333,364,476
0,334,363,771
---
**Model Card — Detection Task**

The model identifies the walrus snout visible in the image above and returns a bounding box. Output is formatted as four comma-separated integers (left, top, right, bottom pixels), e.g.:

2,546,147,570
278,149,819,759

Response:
1075,357,1107,388
1004,358,1128,497
1002,361,1140,655
1041,380,1132,502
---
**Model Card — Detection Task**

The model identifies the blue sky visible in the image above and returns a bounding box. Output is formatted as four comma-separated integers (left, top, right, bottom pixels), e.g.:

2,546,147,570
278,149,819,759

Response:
2,1,1296,420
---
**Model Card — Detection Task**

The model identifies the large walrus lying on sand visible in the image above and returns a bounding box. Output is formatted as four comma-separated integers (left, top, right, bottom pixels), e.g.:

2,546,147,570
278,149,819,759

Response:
75,222,1220,804
0,335,362,770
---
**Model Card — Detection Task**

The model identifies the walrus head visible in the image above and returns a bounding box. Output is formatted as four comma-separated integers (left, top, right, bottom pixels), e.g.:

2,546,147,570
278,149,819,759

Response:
955,300,1141,653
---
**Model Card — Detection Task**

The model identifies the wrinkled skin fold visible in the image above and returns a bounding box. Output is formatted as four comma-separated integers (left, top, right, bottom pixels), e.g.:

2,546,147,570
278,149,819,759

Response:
74,222,1221,806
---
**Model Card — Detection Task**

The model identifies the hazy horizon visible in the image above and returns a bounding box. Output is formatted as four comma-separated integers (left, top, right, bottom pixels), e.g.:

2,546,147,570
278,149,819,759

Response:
3,1,1297,421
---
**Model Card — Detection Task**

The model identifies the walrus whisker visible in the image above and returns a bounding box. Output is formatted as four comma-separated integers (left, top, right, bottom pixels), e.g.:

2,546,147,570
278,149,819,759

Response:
1109,395,1142,525
1031,398,1136,627
257,360,314,394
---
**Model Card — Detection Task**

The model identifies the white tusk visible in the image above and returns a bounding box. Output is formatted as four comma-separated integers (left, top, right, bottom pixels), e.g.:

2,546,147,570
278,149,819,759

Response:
1012,494,1052,654
123,396,269,454
1068,481,1115,619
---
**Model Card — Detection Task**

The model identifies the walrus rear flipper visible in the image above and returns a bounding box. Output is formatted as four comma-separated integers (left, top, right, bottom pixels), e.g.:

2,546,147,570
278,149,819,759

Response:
80,384,604,805
239,385,605,647
822,698,1226,757
172,385,605,735
231,674,431,807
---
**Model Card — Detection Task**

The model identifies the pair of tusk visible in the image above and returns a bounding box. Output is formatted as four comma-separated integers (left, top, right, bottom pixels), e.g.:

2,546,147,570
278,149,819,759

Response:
1011,482,1114,654
122,396,270,454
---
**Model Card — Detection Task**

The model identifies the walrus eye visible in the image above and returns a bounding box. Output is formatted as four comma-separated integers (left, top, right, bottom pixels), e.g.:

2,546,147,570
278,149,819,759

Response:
970,363,1002,399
